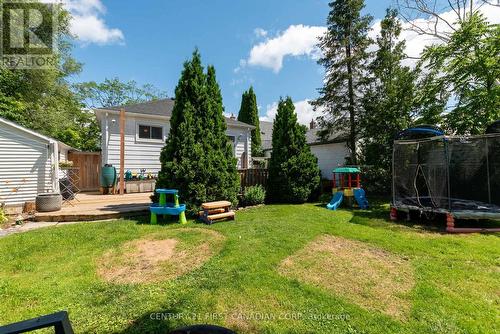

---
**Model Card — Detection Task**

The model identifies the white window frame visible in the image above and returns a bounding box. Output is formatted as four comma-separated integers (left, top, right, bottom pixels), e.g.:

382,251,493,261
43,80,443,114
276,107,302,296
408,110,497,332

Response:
135,121,166,143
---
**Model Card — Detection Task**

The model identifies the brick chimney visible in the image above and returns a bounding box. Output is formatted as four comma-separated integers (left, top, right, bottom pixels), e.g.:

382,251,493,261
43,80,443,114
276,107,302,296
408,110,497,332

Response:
309,119,316,130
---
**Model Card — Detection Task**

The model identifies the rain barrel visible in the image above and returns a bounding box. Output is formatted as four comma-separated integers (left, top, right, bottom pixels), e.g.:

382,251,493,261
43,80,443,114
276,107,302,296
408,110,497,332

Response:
100,165,117,188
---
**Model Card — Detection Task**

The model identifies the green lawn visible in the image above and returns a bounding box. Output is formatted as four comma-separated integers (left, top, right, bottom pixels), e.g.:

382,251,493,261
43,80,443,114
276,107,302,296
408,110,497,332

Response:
0,202,498,333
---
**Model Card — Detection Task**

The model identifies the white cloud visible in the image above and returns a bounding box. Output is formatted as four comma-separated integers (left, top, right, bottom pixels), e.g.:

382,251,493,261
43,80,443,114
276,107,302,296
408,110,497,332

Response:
47,0,124,45
245,3,500,72
254,27,268,38
260,99,323,126
247,24,326,73
370,3,500,67
70,14,124,45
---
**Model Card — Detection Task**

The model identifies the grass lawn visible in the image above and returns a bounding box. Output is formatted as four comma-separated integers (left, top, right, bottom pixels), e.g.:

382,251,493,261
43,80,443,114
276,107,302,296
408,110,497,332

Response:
0,201,498,333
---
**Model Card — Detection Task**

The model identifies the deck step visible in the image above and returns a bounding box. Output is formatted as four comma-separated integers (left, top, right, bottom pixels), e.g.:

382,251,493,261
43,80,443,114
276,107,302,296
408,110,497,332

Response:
202,201,232,210
207,211,235,221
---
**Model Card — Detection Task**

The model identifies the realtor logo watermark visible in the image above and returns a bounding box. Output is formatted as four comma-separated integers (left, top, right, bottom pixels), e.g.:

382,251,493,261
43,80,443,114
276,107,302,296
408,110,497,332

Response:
1,0,58,69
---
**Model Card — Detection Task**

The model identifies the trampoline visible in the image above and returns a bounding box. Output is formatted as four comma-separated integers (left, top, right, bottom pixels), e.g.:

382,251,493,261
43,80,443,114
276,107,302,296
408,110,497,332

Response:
391,125,500,232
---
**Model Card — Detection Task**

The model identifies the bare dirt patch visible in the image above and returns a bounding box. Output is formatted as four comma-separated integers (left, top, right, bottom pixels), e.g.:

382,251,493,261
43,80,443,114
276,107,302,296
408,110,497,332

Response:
279,235,414,319
98,228,224,284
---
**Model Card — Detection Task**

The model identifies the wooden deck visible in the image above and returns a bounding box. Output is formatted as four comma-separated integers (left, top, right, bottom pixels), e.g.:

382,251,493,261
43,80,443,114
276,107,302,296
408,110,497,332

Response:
34,192,152,222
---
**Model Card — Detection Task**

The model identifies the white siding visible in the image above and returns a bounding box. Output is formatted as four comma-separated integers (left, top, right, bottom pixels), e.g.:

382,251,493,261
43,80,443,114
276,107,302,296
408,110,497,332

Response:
227,128,250,169
0,125,54,206
310,142,350,180
101,113,253,173
104,115,168,174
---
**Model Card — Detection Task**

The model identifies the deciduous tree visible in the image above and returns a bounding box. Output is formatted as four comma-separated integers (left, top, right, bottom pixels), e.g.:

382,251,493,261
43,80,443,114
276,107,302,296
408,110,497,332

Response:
420,12,500,134
73,78,167,109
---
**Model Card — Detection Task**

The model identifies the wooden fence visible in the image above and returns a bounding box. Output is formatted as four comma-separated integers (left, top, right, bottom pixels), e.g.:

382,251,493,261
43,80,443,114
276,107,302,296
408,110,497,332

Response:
238,168,268,189
67,152,101,191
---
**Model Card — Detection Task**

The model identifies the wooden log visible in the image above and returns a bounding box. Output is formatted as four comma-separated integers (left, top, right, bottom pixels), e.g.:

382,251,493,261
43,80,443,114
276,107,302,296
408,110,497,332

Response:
198,208,226,217
207,211,235,221
201,201,232,210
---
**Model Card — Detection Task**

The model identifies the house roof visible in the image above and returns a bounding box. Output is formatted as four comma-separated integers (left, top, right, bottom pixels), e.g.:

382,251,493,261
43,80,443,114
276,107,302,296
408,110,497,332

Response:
97,99,255,129
0,117,76,151
259,121,274,150
305,128,347,145
259,120,348,150
1,117,53,143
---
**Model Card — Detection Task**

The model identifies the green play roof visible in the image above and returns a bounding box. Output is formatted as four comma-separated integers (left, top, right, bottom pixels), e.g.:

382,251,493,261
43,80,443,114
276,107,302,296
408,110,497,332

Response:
332,167,361,173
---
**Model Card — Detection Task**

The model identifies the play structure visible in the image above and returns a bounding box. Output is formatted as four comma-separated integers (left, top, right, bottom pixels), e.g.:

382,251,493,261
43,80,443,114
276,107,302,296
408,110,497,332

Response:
150,189,187,224
199,201,235,224
391,124,500,233
326,167,369,210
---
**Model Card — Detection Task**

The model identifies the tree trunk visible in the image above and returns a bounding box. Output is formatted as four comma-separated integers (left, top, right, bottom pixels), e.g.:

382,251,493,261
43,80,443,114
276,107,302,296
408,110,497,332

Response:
346,44,357,165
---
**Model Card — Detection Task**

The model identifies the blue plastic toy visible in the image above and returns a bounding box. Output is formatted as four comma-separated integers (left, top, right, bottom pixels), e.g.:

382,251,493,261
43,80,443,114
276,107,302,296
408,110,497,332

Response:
327,191,344,210
353,188,369,209
150,189,187,224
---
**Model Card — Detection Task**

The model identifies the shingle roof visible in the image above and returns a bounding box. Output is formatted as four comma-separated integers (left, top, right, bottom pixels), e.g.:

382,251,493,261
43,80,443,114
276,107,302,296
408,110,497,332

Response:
106,99,174,116
305,128,347,145
259,120,347,150
99,99,254,129
259,121,274,150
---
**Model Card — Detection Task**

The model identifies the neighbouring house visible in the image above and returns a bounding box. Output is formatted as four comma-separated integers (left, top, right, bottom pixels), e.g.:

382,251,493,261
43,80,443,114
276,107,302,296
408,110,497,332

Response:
0,117,74,212
259,120,273,154
260,119,350,180
95,99,255,175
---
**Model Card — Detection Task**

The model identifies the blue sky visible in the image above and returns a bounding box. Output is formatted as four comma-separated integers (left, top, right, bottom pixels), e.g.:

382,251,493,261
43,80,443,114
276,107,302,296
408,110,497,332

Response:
67,0,392,124
65,0,500,124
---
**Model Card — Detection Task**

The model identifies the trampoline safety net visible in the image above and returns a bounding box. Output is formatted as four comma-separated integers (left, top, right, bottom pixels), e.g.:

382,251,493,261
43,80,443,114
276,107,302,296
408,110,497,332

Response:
393,134,500,215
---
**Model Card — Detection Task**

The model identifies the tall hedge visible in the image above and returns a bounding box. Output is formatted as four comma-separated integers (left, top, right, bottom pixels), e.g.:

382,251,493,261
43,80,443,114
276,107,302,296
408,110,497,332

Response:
267,97,320,203
156,50,239,213
237,87,262,156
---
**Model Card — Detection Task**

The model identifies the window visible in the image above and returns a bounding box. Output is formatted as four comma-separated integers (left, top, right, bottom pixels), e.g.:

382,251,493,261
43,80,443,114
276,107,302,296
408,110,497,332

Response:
138,125,163,140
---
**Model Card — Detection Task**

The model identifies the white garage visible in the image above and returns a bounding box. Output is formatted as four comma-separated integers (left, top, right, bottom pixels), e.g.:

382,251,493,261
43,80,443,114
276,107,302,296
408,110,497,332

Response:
0,117,68,212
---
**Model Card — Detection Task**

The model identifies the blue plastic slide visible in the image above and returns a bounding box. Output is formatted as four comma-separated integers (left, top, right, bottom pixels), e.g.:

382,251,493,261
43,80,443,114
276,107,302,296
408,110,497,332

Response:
326,192,344,210
354,188,369,209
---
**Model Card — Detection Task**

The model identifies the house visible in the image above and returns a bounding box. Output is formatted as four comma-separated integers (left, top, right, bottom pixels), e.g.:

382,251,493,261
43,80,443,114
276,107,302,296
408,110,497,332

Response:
0,117,74,211
260,120,350,180
95,99,255,174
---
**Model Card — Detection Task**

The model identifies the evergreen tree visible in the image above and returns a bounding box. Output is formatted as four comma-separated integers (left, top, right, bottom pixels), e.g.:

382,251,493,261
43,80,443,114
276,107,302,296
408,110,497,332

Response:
237,87,262,156
202,65,239,204
361,8,418,170
312,0,372,164
156,50,239,213
267,97,320,203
